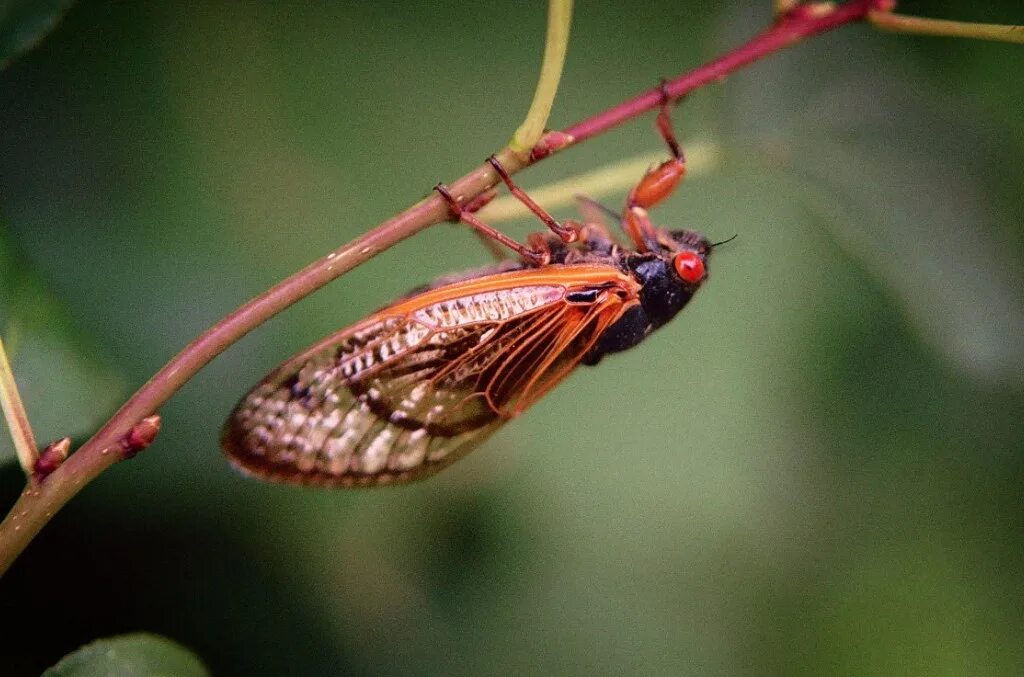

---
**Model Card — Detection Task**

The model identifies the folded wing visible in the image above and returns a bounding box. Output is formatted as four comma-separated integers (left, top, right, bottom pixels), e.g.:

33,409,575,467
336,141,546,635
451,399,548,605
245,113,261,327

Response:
221,266,639,487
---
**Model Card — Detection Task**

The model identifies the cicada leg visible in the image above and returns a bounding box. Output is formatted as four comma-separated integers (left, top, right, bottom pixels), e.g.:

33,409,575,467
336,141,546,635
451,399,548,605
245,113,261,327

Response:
472,230,509,262
485,156,579,245
622,82,688,252
435,155,583,266
454,189,508,261
434,183,552,266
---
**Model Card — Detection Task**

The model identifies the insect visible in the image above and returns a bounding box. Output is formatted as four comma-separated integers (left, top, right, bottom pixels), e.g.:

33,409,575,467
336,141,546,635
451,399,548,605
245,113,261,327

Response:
222,94,724,487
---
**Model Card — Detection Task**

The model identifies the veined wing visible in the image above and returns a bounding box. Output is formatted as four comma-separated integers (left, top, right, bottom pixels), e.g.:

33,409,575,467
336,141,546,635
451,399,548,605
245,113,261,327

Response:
221,265,641,487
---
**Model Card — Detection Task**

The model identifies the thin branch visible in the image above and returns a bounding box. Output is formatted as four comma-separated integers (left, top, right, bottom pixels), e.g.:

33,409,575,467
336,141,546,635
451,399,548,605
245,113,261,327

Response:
0,336,38,476
0,0,892,576
868,11,1024,44
511,0,574,155
561,0,887,145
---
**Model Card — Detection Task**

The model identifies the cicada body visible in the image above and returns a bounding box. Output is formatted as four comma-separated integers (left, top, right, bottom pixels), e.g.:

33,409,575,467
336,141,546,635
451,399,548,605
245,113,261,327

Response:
222,227,712,487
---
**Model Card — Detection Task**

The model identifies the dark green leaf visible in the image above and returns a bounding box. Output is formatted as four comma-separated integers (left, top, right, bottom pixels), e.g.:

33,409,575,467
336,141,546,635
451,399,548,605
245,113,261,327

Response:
0,225,124,464
43,633,209,677
0,0,76,70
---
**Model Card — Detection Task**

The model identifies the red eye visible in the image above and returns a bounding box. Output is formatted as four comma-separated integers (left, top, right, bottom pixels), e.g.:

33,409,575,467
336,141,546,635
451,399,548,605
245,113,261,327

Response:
673,251,705,284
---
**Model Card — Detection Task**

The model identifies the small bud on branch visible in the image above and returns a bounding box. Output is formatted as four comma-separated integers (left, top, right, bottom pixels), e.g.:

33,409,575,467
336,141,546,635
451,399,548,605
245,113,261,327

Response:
33,438,70,481
529,131,575,161
773,0,801,18
120,415,161,459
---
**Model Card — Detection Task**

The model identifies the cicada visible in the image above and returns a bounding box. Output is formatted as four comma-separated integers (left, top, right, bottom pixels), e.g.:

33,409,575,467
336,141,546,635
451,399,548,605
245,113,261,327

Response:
222,98,724,486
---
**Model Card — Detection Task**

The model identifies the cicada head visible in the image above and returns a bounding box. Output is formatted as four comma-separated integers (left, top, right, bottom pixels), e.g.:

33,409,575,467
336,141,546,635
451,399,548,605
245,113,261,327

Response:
665,229,712,286
625,228,712,330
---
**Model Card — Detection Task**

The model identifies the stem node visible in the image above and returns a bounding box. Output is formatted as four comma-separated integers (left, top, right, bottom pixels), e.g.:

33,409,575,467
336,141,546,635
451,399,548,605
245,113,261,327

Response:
120,415,161,459
33,438,71,481
529,131,575,161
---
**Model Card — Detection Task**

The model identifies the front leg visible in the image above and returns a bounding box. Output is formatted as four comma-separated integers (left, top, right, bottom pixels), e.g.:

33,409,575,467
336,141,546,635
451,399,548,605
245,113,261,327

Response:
622,83,688,251
435,183,553,266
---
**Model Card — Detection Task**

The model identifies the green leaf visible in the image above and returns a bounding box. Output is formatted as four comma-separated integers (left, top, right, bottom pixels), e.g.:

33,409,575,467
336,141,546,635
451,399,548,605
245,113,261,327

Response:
43,633,210,677
0,224,124,464
724,22,1024,387
0,0,76,70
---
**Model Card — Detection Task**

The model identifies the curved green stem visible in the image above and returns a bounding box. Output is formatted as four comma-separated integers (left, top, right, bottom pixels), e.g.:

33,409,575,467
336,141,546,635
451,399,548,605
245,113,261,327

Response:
0,336,38,475
511,0,574,154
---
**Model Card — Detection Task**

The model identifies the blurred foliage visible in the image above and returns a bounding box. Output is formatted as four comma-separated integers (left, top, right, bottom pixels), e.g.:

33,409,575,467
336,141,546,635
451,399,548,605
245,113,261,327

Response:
0,0,76,69
43,633,208,677
0,1,1022,676
720,10,1024,386
0,225,123,463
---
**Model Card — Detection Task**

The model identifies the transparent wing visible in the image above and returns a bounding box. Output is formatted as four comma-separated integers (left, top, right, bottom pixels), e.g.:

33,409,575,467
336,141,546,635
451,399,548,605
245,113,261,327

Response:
221,266,638,487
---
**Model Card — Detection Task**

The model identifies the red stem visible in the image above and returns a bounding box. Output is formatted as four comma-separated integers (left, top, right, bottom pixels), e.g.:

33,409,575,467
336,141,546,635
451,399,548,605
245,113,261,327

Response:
565,1,883,143
0,0,889,576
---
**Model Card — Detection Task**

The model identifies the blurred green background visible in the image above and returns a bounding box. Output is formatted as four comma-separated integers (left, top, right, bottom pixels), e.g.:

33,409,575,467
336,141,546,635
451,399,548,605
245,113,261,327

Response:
1,1,1023,675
